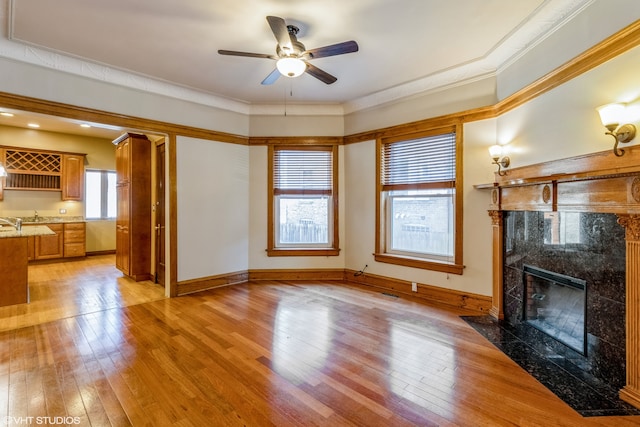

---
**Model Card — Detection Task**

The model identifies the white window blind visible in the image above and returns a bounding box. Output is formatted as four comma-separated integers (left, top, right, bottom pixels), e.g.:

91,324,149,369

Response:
273,149,333,195
381,132,456,189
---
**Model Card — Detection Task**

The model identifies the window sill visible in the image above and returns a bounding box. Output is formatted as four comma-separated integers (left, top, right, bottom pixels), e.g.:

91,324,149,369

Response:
267,248,341,257
374,253,464,275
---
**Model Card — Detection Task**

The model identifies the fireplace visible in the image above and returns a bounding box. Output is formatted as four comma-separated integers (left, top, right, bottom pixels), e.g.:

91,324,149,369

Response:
503,211,626,389
523,264,587,355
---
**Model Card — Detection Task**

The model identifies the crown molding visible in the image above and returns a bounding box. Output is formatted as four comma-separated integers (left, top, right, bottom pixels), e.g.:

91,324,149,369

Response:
1,0,595,118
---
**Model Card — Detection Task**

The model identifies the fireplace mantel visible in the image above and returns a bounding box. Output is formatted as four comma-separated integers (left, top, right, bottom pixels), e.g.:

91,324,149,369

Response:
480,144,640,214
483,144,640,408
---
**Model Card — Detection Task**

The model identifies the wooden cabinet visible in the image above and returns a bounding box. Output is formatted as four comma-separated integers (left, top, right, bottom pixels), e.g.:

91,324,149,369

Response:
114,133,151,281
26,235,35,261
63,222,86,258
34,223,64,260
0,237,28,307
25,222,86,260
0,146,85,201
61,154,85,201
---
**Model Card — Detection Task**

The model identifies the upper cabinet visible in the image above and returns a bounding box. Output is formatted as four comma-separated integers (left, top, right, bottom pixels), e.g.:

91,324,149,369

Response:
61,154,85,201
0,146,86,201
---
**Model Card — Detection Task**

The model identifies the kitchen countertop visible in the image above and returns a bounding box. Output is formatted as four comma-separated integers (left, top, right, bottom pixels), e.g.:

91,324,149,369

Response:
0,225,56,239
16,216,86,224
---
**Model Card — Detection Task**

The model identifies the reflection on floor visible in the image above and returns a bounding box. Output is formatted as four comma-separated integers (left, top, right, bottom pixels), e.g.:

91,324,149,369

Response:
462,315,640,417
0,254,165,332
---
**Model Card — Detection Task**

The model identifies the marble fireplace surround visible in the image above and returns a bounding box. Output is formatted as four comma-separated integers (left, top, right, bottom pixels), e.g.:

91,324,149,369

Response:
483,144,640,408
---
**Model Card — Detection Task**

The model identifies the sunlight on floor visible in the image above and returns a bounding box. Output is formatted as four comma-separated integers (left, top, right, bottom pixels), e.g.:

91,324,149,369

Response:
0,254,165,332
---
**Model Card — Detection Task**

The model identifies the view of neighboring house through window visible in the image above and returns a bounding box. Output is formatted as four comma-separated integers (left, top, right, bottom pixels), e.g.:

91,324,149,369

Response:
268,145,339,256
376,126,463,274
85,170,116,219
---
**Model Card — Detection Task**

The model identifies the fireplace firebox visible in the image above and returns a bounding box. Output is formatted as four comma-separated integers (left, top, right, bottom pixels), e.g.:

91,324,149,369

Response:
523,265,587,355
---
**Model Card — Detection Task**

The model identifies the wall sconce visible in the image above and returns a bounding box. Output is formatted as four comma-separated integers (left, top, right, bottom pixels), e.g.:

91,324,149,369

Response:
488,144,510,176
596,103,637,157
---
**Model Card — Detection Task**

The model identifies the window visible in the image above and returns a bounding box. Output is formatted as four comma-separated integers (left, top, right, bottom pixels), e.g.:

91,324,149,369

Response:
376,126,463,274
268,145,339,256
85,170,116,219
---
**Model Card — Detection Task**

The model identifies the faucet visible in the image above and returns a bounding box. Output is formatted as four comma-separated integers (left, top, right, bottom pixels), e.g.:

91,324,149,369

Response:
0,217,22,231
34,210,38,222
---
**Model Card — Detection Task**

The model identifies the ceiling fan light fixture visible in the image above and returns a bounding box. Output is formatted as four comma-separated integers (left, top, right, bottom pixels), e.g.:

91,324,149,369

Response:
276,57,306,78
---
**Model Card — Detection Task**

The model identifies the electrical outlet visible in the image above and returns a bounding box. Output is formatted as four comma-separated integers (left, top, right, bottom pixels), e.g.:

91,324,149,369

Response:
411,282,417,292
59,209,67,214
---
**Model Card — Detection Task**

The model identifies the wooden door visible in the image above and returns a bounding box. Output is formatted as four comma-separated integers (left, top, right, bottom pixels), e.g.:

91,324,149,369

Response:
115,138,131,184
115,183,130,273
155,143,166,286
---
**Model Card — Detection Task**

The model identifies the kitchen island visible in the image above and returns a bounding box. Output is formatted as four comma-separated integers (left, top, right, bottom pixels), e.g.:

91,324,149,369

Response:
0,225,55,307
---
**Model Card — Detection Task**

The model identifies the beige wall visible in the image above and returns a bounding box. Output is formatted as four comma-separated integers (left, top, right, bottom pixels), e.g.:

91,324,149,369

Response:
0,125,116,252
176,136,250,282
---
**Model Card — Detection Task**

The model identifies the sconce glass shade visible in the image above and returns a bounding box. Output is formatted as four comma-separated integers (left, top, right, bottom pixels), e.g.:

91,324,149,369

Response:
596,103,625,128
488,144,503,160
276,57,307,78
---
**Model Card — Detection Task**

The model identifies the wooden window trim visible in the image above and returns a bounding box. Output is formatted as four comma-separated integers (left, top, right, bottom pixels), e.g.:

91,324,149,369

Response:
267,144,340,256
375,124,464,273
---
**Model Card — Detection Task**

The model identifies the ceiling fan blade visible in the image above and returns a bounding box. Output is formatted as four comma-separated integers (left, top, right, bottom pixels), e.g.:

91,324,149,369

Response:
266,16,293,53
218,50,276,59
306,41,359,59
261,69,281,85
305,63,337,85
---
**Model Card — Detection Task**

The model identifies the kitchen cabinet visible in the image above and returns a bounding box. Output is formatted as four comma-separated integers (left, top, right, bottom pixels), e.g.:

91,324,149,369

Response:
0,237,28,306
0,146,86,201
25,222,86,260
63,222,86,257
34,223,64,260
61,154,85,201
114,133,151,281
0,225,55,307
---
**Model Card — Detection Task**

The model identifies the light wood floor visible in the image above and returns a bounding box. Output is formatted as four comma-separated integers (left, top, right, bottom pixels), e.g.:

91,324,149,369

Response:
0,255,165,332
1,256,639,426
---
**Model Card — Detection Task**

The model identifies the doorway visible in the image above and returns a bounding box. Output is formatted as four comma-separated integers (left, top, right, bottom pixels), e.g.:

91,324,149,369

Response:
155,142,166,286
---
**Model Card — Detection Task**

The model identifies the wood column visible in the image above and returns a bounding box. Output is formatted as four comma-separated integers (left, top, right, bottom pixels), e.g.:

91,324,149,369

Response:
488,210,504,320
617,214,640,408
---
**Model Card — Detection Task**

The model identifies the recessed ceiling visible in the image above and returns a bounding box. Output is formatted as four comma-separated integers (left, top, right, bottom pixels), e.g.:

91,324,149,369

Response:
7,0,585,107
1,0,592,137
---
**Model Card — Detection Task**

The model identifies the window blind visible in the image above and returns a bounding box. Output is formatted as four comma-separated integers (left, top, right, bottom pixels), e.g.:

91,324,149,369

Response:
381,132,456,189
273,148,333,195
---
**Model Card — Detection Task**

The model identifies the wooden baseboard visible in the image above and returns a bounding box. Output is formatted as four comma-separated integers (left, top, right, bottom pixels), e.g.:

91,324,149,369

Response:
344,269,491,313
175,267,490,314
249,269,345,281
177,271,249,295
86,250,116,256
620,387,640,409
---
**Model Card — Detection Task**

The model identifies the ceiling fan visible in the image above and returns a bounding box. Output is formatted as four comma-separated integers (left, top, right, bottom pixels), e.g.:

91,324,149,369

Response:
218,16,359,85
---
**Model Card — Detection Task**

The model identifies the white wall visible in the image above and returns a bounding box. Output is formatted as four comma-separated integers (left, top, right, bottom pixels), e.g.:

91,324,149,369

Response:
344,76,497,135
497,0,640,101
249,114,345,137
176,137,249,281
0,57,250,137
498,44,640,167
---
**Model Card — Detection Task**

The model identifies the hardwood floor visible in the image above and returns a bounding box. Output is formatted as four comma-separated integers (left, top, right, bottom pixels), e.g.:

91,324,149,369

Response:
0,255,165,332
1,257,639,426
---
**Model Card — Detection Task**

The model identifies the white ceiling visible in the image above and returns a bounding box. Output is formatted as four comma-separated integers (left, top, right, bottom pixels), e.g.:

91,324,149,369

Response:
2,0,591,137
